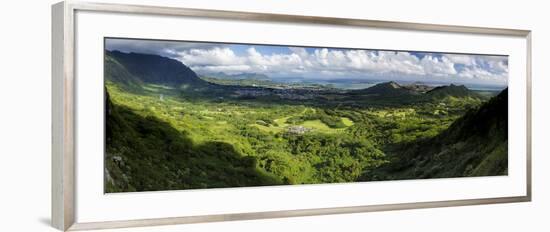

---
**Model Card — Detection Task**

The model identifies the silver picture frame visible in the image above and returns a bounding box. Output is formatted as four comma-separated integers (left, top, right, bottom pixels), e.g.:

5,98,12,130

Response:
52,1,532,231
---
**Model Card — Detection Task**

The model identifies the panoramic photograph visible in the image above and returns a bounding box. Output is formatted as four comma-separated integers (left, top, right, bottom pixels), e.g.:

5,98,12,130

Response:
104,38,509,193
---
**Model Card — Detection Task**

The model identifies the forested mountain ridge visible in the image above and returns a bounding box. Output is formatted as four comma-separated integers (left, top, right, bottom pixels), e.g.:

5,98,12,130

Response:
362,88,508,180
106,50,209,87
353,81,419,97
426,84,481,99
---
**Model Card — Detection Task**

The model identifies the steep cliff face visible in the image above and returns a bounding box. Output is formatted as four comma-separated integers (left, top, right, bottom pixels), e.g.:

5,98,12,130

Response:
105,50,208,87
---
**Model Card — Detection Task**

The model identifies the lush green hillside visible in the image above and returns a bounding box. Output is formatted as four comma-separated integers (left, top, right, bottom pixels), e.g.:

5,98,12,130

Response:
105,90,282,192
353,81,418,97
363,88,508,180
426,84,482,99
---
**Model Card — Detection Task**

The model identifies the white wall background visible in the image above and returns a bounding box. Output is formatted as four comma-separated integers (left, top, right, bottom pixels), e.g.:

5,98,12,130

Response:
0,0,547,231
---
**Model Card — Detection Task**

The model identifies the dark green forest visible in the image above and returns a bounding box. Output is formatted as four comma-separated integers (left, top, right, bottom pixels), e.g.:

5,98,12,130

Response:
104,50,508,193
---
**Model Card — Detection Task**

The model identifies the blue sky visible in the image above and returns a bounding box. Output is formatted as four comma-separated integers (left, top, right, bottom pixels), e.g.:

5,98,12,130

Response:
106,38,508,87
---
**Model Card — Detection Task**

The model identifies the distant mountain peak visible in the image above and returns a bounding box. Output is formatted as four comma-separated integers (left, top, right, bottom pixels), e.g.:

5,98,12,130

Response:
426,84,477,99
449,83,466,88
386,81,401,88
105,50,208,87
369,81,402,89
402,82,435,93
354,81,419,98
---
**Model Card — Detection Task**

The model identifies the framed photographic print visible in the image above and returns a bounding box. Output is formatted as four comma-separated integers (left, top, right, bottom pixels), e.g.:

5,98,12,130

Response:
52,1,531,231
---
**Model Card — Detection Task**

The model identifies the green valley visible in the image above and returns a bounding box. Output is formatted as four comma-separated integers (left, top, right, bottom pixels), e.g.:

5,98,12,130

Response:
104,50,508,193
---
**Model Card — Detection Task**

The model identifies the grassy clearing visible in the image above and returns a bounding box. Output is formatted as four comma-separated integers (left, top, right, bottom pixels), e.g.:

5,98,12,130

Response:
341,117,354,126
369,108,416,118
252,124,285,133
274,116,291,127
300,120,339,133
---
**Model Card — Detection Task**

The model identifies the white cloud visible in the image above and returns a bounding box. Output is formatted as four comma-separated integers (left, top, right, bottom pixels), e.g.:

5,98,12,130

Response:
178,47,245,66
175,46,507,85
106,38,220,58
447,54,508,72
109,38,508,85
444,54,477,66
284,50,427,76
420,55,457,76
459,66,507,83
443,54,508,84
191,65,252,73
289,47,309,58
487,59,509,74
